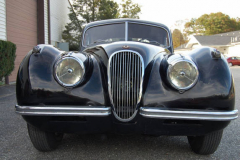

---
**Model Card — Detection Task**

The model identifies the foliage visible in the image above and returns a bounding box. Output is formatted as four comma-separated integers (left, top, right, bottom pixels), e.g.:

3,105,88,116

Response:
98,0,119,20
184,12,240,36
73,0,100,23
184,18,198,35
120,0,141,19
172,29,187,49
62,0,141,51
0,40,16,80
236,17,240,29
62,7,83,51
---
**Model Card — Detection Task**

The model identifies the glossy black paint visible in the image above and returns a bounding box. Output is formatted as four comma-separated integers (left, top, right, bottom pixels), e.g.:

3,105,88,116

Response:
17,45,107,106
16,19,235,135
144,47,235,111
23,114,230,136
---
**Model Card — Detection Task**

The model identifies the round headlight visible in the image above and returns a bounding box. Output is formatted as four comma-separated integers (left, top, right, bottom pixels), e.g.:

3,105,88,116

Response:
55,57,85,87
167,59,198,90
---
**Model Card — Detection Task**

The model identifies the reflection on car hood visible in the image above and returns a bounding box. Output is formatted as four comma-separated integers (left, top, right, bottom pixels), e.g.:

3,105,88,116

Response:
100,41,167,65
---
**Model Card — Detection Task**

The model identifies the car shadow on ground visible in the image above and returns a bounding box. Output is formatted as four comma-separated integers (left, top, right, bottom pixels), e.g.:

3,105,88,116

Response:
53,133,195,157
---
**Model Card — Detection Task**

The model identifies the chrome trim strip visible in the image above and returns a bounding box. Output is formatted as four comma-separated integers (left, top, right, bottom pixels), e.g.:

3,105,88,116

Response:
15,105,111,116
125,21,128,41
81,20,171,48
140,107,238,121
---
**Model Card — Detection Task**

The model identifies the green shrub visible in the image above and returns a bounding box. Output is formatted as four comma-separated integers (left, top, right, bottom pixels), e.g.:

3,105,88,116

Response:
0,40,16,80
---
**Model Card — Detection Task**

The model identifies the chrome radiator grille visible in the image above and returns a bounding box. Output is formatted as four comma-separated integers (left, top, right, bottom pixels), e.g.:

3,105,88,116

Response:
108,51,144,121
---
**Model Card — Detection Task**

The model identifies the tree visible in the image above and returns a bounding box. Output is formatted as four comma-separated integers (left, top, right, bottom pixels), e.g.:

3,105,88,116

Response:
63,0,119,50
62,7,83,51
120,0,141,18
236,17,240,29
172,29,187,49
72,0,119,23
184,18,199,35
184,12,240,36
98,0,119,20
62,0,141,51
0,40,16,82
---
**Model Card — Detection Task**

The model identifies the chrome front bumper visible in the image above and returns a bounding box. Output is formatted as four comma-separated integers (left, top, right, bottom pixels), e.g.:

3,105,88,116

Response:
140,107,238,121
15,105,111,116
15,105,238,121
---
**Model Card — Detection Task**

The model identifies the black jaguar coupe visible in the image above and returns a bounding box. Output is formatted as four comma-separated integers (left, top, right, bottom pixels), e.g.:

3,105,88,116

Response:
15,19,238,154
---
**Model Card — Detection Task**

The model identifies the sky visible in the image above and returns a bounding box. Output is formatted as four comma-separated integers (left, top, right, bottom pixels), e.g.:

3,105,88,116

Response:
115,0,240,29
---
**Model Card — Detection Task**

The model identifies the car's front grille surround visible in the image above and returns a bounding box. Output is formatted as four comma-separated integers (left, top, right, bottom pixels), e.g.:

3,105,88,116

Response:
108,50,144,121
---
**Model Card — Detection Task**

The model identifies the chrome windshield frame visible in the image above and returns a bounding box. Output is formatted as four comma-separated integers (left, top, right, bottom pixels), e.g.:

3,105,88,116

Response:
81,21,171,48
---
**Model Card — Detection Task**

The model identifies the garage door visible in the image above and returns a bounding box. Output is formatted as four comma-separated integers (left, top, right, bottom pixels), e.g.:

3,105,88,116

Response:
6,0,37,82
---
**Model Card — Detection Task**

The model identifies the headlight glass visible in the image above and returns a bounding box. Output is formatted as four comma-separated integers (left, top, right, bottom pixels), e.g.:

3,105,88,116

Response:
55,57,85,87
168,60,198,90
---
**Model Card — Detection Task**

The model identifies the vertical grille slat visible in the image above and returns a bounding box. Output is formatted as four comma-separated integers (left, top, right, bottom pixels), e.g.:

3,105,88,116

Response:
134,54,137,106
128,53,131,118
109,51,144,121
118,54,121,115
137,57,140,103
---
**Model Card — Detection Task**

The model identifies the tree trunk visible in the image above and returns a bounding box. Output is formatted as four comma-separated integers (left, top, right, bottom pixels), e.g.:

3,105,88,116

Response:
5,76,9,85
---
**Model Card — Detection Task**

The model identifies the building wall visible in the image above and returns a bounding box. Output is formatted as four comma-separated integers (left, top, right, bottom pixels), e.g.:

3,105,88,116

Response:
50,0,71,46
0,0,6,40
6,0,38,82
186,35,200,48
228,44,240,57
192,44,201,49
44,0,49,44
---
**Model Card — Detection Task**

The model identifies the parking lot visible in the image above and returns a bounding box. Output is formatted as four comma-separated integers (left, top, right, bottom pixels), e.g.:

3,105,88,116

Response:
0,67,239,160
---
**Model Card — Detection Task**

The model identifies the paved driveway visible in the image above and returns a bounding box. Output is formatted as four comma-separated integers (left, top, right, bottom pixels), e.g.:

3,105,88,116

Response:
0,67,240,160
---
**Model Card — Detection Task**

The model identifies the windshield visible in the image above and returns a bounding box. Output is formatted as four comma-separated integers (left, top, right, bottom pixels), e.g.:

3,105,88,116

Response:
83,23,125,46
128,23,169,47
83,22,169,47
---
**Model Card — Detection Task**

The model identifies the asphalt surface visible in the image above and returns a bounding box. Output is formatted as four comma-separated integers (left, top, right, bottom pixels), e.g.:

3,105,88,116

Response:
0,67,240,160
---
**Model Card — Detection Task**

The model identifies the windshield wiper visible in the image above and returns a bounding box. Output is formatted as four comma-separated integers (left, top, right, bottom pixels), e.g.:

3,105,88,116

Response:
93,39,111,44
87,39,113,46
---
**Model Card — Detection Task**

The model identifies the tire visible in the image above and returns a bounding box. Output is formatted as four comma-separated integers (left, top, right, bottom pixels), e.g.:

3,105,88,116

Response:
27,124,64,152
187,130,223,155
228,63,232,67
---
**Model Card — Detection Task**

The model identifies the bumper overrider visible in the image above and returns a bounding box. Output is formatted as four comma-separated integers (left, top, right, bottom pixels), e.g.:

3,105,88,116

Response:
15,105,238,121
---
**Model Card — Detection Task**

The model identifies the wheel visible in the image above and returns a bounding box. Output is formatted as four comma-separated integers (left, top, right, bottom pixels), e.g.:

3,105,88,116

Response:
187,130,223,155
27,124,64,152
228,63,232,67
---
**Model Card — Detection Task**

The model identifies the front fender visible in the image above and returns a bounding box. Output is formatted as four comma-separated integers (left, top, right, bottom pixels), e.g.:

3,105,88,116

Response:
16,45,108,106
143,47,235,111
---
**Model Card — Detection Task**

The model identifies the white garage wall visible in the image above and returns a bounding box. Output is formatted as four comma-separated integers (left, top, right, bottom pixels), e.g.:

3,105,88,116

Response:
50,0,71,46
228,44,240,57
44,0,48,44
0,0,6,41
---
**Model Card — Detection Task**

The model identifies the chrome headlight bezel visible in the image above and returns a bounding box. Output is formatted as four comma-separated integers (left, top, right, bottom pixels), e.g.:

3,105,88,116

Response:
54,56,85,87
167,58,199,91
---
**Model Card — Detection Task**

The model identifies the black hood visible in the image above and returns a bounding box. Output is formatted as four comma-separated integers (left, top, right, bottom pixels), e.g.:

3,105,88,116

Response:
84,41,168,68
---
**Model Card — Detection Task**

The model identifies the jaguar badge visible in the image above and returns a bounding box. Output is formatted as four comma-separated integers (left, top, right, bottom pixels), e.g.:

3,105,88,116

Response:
122,45,130,49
